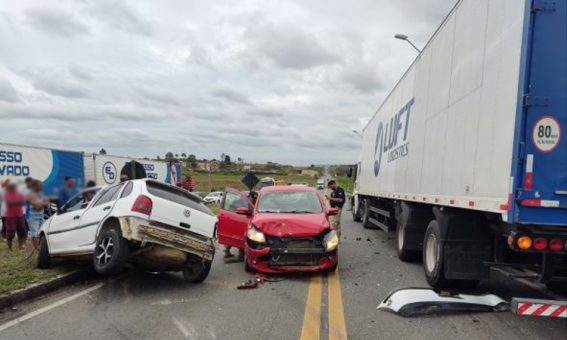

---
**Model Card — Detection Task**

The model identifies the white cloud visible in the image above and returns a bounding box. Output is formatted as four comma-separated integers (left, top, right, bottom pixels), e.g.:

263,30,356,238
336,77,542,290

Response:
0,0,457,165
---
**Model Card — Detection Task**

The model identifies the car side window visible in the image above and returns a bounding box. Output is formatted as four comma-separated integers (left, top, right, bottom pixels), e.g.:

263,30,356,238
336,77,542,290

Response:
93,184,123,207
120,182,133,198
60,188,101,213
61,195,83,213
222,191,251,212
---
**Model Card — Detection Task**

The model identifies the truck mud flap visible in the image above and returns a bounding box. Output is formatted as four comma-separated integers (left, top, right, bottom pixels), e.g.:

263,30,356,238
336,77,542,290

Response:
378,288,509,317
444,240,491,280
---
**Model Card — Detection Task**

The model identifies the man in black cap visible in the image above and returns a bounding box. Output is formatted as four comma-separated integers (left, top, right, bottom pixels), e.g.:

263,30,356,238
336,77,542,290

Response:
325,180,345,239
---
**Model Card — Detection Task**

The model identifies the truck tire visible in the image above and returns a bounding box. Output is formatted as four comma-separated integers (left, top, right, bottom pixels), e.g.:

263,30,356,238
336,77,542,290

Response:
361,200,371,229
93,228,129,276
423,220,450,287
37,235,51,269
351,197,361,222
183,260,212,283
396,222,420,262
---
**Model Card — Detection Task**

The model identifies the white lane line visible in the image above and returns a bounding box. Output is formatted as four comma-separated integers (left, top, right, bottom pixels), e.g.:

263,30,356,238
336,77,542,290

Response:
0,283,104,333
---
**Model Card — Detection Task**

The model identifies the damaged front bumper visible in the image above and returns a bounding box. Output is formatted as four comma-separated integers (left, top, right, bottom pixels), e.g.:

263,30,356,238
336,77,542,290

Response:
246,244,338,273
118,217,215,263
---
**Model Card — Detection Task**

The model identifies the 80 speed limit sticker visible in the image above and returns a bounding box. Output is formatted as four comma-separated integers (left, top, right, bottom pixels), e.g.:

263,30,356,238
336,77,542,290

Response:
532,116,561,152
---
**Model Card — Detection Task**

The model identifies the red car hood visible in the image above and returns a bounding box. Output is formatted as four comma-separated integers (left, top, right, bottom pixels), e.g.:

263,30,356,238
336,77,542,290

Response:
252,213,330,238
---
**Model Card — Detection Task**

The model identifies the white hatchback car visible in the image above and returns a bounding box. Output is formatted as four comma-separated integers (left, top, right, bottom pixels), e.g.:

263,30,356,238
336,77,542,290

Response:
37,179,217,282
202,191,223,204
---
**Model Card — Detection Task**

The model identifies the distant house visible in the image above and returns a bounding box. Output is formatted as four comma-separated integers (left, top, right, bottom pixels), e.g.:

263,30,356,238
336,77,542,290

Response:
290,168,319,177
300,169,319,177
195,160,221,172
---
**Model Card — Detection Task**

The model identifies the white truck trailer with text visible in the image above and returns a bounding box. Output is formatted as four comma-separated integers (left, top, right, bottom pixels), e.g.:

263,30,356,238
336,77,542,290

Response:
351,0,567,289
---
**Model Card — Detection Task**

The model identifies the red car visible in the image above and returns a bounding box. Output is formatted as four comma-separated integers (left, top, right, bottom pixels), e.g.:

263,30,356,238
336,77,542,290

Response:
217,186,340,273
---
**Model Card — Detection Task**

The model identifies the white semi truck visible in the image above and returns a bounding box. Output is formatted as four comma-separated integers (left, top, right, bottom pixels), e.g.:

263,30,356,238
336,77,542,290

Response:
351,0,567,289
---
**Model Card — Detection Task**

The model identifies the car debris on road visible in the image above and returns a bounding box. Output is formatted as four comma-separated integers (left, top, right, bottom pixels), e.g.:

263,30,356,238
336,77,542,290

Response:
378,288,509,317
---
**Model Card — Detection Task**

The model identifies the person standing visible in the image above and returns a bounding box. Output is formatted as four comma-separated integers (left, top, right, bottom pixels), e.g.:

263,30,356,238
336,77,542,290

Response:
27,180,49,250
325,180,345,240
169,160,178,186
58,176,77,207
4,183,27,250
0,179,8,240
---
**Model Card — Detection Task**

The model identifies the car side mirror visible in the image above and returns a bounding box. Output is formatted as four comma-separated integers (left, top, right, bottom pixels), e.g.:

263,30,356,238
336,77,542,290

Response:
327,207,339,216
235,207,252,215
347,167,353,178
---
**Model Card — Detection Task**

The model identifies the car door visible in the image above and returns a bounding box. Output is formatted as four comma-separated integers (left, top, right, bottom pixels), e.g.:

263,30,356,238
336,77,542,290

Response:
73,183,125,249
217,188,254,249
47,188,100,254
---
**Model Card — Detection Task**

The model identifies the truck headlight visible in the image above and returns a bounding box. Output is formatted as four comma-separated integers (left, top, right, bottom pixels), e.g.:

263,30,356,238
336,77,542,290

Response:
323,230,339,252
247,226,266,244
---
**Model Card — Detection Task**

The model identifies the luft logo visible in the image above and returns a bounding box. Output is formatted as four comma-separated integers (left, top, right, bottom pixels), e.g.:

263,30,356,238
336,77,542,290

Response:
374,98,415,176
102,162,117,184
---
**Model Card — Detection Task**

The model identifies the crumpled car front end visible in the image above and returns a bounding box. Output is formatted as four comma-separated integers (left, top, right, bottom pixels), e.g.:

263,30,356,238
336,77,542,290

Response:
245,229,339,273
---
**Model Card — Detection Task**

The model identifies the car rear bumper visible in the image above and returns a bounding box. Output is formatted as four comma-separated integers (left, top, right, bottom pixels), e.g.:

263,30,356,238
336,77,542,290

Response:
118,216,215,261
245,245,338,273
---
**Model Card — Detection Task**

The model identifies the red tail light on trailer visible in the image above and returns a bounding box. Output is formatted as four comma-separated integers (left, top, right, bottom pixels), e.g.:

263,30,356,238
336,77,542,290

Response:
533,238,547,251
132,195,152,215
549,238,563,252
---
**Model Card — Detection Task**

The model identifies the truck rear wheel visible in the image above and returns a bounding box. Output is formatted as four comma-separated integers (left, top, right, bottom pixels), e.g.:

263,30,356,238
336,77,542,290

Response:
396,222,420,262
423,220,450,287
351,197,361,222
361,200,371,229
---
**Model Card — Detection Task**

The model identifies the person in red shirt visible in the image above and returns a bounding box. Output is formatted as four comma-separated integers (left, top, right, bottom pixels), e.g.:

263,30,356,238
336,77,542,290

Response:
4,183,27,250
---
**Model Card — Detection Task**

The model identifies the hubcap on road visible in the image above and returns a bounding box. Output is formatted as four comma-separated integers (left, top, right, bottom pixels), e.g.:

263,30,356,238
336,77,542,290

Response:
96,236,114,266
425,233,438,273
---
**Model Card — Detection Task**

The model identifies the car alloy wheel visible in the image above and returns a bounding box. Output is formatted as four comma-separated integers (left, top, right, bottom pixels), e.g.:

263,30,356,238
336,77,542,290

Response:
96,236,114,266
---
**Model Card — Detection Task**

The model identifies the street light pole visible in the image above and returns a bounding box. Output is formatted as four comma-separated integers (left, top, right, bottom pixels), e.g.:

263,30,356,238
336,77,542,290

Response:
394,34,421,53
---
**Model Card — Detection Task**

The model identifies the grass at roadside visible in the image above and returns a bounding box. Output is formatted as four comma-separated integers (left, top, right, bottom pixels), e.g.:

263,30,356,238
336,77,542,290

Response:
188,172,319,192
333,176,354,193
0,239,74,295
207,203,220,215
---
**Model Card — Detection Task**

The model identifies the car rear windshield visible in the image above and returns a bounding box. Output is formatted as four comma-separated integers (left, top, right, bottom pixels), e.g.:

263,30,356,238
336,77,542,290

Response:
257,191,322,213
145,181,214,216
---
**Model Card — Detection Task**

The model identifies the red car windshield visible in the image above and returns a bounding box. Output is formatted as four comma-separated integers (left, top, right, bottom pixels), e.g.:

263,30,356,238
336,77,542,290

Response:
257,191,322,214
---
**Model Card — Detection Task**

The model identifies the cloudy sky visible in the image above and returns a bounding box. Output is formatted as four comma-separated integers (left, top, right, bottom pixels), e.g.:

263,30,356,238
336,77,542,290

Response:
0,0,456,165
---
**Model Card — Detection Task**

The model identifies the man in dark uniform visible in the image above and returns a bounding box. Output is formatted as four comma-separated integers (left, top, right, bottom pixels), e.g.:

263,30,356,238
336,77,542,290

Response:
325,180,345,239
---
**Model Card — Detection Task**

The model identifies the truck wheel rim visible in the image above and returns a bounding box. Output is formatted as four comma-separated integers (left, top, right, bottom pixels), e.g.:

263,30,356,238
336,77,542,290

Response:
425,233,438,273
96,236,114,266
397,223,405,251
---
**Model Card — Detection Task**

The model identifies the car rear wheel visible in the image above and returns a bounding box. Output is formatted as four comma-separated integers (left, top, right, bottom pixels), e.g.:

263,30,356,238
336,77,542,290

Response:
183,260,212,283
93,228,129,276
37,235,51,269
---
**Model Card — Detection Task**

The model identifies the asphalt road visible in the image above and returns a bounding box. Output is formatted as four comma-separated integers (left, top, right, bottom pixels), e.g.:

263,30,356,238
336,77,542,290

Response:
0,211,565,340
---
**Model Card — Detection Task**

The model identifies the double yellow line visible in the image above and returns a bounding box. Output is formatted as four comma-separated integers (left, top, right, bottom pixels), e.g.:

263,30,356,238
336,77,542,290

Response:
300,270,347,340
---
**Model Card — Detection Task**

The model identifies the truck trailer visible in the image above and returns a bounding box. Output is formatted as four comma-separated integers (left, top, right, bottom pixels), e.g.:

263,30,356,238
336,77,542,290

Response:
351,0,566,288
0,143,84,198
83,153,182,186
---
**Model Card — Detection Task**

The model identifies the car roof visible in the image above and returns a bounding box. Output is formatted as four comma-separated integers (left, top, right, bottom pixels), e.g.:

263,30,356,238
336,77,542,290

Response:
260,185,317,193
